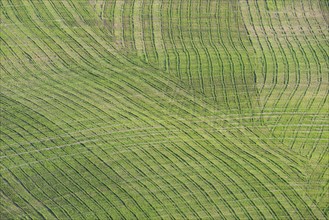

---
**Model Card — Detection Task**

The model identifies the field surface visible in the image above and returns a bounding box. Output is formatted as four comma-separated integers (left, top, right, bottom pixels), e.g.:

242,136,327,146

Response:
1,0,328,219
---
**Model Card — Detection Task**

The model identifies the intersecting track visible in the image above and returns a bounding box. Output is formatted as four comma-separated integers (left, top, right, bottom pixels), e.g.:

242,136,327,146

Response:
1,0,328,219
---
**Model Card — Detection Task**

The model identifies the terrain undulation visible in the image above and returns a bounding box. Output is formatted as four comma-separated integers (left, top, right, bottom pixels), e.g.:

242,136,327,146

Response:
1,0,328,219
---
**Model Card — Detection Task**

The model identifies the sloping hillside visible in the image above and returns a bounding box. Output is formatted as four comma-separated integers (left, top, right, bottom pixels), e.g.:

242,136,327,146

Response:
1,0,328,219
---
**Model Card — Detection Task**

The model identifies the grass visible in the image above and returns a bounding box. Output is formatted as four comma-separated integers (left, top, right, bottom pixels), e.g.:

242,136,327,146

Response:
1,0,328,219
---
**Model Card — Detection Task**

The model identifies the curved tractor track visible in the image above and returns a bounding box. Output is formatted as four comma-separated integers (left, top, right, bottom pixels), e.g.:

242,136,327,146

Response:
1,0,328,219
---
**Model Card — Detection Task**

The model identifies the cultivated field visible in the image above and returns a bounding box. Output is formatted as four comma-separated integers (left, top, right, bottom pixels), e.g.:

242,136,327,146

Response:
1,0,328,219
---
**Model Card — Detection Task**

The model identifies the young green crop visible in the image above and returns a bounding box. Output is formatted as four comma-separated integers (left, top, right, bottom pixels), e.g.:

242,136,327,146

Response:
1,0,328,219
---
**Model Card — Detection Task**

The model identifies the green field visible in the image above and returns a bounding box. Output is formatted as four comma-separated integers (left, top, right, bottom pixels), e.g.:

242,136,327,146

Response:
1,0,328,219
